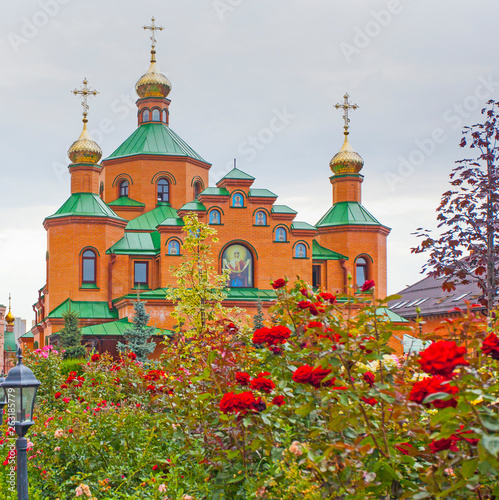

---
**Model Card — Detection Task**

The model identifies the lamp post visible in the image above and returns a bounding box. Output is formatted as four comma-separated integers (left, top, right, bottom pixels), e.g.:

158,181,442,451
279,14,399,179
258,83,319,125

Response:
0,374,6,426
1,348,41,500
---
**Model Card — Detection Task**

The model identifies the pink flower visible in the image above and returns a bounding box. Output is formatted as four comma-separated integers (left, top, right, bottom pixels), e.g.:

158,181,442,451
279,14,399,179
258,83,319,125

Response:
158,484,167,493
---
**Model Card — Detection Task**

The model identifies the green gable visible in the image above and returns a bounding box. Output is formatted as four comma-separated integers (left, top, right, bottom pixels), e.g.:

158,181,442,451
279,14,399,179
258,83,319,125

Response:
200,187,230,196
158,217,184,227
79,318,170,337
272,205,297,215
376,307,409,323
249,189,277,198
105,123,209,164
45,193,125,222
20,330,34,339
292,221,316,231
107,232,160,256
316,201,385,228
126,204,179,231
312,240,348,260
179,201,206,211
48,300,119,320
220,167,255,181
108,196,145,208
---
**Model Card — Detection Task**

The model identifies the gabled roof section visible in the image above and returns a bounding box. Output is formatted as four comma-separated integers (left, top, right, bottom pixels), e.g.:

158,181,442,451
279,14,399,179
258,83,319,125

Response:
108,196,145,208
312,240,348,260
79,318,170,337
316,201,385,228
220,167,255,181
126,204,179,231
272,205,298,215
179,201,206,211
45,193,125,222
158,217,184,227
20,330,34,339
292,221,316,231
375,307,409,323
104,123,209,164
107,232,160,255
48,299,118,320
249,189,277,198
4,331,16,352
200,187,230,196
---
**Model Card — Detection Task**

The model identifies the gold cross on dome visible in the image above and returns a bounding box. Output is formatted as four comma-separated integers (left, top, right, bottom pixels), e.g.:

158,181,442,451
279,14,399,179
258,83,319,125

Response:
143,16,164,51
72,78,99,120
334,92,359,134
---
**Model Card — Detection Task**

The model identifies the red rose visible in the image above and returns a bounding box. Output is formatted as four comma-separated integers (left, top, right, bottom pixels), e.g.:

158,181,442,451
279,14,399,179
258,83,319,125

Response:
409,375,458,409
54,392,62,399
481,332,499,360
306,321,323,329
300,288,310,297
127,352,137,360
361,397,378,406
418,340,469,377
219,391,257,414
292,365,314,384
235,372,251,386
271,395,285,406
68,428,73,434
252,326,291,347
62,397,70,404
297,300,312,309
363,372,375,386
309,366,332,388
319,292,336,304
361,280,375,292
395,443,413,455
152,465,159,471
456,425,480,445
429,437,458,453
144,370,166,381
90,354,100,362
250,376,275,393
271,278,286,289
60,384,68,389
359,336,375,354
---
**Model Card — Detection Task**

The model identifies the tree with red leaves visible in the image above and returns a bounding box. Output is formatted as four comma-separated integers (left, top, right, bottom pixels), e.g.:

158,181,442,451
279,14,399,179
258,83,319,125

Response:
412,100,499,314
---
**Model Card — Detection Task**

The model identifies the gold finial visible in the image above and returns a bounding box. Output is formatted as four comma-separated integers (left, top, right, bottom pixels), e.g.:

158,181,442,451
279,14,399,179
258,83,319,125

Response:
5,293,15,326
334,92,359,135
72,78,99,123
143,16,164,63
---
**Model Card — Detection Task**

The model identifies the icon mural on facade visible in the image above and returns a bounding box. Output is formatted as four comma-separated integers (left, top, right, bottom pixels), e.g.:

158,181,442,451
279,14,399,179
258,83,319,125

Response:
222,244,252,287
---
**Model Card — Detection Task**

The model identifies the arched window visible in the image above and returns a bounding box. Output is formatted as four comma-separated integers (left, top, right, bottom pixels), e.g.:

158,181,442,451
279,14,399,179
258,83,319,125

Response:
157,178,169,203
194,181,202,198
222,244,253,288
162,110,167,123
232,193,244,208
152,109,161,121
275,227,287,242
356,257,368,286
168,240,181,255
82,249,96,284
142,109,150,122
119,179,129,197
295,243,307,258
255,210,267,226
209,209,221,225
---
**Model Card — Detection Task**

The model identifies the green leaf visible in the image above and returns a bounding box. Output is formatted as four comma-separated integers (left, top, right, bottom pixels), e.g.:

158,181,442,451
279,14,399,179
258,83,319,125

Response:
422,392,453,404
295,402,314,416
482,434,499,457
195,393,211,402
482,417,499,432
462,458,479,479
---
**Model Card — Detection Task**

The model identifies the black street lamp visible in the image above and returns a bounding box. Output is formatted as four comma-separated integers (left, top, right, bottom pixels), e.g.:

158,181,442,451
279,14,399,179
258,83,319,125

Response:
0,374,6,426
1,348,41,500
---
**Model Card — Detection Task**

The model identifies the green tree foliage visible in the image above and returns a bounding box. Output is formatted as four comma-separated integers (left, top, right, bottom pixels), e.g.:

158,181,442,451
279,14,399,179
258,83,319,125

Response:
117,300,155,362
58,310,86,359
166,212,233,335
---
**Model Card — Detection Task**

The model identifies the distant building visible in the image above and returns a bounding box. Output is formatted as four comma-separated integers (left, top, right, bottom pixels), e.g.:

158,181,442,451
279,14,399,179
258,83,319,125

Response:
1,296,17,373
14,317,26,342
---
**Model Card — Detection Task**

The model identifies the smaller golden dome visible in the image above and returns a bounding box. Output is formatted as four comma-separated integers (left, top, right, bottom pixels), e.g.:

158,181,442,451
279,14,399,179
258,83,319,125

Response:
68,120,103,164
5,310,14,325
136,51,172,99
330,133,364,174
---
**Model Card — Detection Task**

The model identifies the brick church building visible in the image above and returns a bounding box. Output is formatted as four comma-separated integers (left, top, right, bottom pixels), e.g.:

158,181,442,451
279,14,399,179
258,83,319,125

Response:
23,20,391,354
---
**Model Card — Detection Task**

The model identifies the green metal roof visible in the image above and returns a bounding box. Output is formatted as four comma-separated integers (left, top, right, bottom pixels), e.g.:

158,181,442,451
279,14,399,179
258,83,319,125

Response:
200,187,230,196
79,318,170,337
312,240,348,260
45,193,125,222
20,330,34,339
126,204,179,231
105,123,209,163
108,196,145,208
292,221,316,231
107,232,160,255
220,167,255,181
316,202,384,228
249,189,277,198
179,201,206,211
4,331,16,352
272,205,297,215
376,307,409,323
158,217,184,227
48,299,119,320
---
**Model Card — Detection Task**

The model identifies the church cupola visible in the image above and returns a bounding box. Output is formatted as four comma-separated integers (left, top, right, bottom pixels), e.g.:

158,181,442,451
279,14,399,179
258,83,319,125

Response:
5,294,15,332
68,79,102,194
329,93,364,204
136,17,171,127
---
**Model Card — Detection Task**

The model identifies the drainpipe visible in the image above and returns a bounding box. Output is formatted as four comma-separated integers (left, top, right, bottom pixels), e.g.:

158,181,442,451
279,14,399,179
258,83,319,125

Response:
339,259,348,294
108,254,116,311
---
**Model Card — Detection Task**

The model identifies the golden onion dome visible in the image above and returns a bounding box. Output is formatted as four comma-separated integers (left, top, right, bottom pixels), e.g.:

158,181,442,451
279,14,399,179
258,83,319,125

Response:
330,133,364,174
5,310,14,325
135,50,172,99
68,120,103,164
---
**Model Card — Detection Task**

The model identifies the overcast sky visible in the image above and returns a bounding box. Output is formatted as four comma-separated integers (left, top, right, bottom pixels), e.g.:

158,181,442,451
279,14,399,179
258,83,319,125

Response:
1,0,498,323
